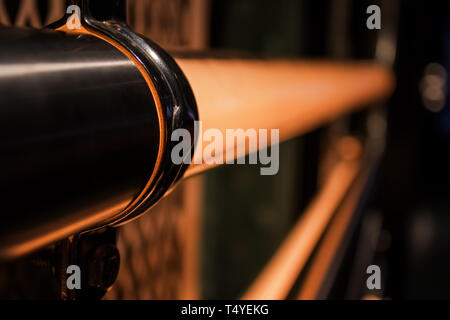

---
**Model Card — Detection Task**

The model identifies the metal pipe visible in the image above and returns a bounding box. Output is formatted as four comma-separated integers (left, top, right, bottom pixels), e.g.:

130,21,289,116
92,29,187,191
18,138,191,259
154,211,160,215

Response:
177,58,394,177
0,0,198,259
242,137,362,300
0,0,395,259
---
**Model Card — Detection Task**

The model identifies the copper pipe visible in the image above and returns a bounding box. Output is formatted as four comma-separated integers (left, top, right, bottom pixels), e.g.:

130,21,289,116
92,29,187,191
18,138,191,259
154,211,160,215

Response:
242,137,362,300
297,167,368,299
176,59,395,177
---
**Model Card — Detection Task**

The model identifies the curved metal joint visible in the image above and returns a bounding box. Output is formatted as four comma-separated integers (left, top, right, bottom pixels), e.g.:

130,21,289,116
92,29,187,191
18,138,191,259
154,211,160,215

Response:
0,0,198,259
59,0,200,225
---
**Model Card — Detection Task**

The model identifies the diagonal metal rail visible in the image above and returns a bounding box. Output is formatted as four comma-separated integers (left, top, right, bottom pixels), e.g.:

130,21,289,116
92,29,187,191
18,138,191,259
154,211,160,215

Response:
176,59,394,176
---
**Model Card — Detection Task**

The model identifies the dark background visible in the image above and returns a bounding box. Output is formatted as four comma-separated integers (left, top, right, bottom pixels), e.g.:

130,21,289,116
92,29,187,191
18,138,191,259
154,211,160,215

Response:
203,0,450,299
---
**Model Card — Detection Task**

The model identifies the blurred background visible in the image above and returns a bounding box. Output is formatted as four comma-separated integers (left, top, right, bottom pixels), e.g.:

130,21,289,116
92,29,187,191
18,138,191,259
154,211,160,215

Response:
0,0,450,300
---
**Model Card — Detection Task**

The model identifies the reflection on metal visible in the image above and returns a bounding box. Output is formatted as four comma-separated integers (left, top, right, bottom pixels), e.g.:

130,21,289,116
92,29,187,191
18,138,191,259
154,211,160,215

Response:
0,60,132,78
243,137,362,300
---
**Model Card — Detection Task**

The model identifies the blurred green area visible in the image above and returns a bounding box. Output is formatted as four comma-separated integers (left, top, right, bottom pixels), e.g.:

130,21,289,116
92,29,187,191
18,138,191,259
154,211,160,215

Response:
202,140,303,298
209,0,305,55
201,0,310,299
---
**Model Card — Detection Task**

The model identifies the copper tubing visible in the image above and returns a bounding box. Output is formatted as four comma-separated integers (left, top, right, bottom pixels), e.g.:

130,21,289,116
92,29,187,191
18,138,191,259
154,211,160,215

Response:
297,166,369,299
242,137,362,300
175,59,395,177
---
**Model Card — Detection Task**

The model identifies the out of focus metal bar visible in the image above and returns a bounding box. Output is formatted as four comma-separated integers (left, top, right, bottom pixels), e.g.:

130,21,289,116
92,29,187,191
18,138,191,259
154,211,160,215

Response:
242,137,362,300
296,164,369,299
176,58,395,177
0,32,394,260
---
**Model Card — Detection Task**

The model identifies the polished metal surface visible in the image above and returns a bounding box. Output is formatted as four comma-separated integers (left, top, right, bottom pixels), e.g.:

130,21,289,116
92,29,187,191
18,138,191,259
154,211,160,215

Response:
0,0,198,259
0,26,162,258
56,0,198,225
